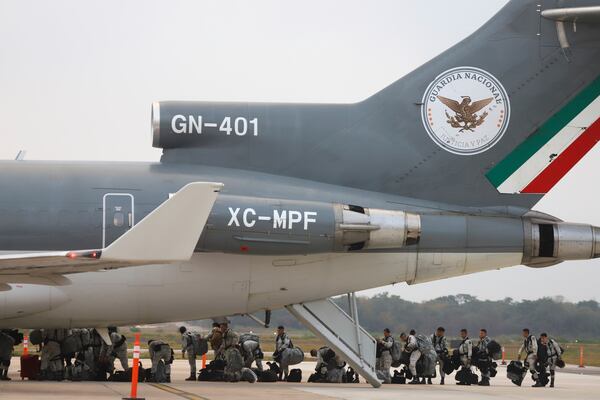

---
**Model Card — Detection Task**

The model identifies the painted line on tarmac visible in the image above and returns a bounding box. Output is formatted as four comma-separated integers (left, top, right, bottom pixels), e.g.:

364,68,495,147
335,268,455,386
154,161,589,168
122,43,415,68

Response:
149,383,209,400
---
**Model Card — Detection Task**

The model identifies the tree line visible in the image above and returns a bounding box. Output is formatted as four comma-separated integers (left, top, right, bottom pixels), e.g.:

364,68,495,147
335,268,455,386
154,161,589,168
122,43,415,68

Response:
230,294,600,340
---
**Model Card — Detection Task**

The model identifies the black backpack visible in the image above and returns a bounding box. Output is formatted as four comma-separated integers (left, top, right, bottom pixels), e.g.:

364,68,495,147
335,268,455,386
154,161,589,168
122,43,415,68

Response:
2,329,23,346
198,368,224,382
391,369,406,384
286,368,302,382
198,358,226,381
308,372,324,383
322,348,336,364
489,362,498,377
487,340,502,359
536,368,549,386
507,360,525,386
345,367,360,383
266,361,281,375
208,359,226,370
442,357,456,375
255,369,278,383
107,362,144,382
108,370,128,382
455,367,478,385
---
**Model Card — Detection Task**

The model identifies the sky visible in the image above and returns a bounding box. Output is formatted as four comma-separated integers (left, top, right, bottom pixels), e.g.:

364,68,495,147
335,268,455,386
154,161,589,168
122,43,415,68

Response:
0,0,599,302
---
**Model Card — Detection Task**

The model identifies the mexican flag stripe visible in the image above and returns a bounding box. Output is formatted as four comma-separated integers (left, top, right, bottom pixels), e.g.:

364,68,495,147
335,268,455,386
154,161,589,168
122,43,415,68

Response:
496,97,600,194
521,117,600,193
486,75,600,194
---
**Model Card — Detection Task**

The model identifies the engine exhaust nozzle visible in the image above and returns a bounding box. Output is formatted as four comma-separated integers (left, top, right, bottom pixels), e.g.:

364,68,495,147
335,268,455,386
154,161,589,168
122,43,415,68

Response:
524,220,600,267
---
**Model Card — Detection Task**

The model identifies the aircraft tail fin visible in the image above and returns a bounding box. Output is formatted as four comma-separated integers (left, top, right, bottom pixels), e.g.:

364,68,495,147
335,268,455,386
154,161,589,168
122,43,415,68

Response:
156,0,600,209
362,0,600,205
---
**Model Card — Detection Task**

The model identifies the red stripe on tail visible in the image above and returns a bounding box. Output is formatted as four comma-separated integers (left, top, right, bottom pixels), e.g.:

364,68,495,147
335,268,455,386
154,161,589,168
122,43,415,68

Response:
522,118,600,194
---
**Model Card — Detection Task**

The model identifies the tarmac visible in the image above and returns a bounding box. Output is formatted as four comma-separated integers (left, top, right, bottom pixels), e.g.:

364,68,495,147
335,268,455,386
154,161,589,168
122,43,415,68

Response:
1,357,599,400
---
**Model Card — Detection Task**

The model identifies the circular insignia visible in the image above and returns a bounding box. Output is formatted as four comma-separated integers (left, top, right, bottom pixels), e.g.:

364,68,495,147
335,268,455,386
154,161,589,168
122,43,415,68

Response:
421,66,510,155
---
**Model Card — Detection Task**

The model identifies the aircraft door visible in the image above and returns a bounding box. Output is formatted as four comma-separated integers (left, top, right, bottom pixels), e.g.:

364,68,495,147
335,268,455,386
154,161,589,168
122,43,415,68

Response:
103,193,134,247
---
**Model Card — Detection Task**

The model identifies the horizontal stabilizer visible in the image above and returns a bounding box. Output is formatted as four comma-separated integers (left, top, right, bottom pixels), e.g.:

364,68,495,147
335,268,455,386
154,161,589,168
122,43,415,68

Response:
542,6,600,23
0,182,223,280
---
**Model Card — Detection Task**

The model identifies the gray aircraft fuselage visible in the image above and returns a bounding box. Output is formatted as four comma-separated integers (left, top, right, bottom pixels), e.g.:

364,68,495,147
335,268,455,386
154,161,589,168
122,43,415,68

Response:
0,160,524,254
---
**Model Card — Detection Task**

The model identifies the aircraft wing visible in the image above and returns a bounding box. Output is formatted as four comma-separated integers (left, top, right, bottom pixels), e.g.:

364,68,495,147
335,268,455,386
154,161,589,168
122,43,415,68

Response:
0,182,223,279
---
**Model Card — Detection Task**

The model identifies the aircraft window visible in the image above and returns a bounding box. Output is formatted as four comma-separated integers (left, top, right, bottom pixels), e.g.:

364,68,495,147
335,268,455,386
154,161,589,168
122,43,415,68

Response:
113,212,124,227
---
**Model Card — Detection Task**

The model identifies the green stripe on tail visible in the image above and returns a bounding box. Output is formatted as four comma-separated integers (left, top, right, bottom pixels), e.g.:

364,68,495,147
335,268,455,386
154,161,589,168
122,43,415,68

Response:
486,75,600,188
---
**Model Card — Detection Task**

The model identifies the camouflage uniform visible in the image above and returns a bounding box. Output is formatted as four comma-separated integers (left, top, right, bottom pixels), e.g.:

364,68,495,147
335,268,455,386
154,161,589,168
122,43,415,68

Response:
376,336,393,384
458,336,473,368
518,335,538,381
148,340,172,381
432,333,448,380
207,327,223,359
477,335,492,381
108,331,128,372
181,331,199,376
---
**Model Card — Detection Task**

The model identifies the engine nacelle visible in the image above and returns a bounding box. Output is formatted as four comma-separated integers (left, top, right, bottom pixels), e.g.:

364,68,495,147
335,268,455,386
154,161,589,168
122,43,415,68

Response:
335,204,421,251
523,219,600,267
197,195,421,254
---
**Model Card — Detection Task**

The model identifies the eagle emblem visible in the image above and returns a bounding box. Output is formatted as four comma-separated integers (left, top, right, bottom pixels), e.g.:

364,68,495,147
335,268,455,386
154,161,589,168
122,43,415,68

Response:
421,67,510,155
436,95,493,132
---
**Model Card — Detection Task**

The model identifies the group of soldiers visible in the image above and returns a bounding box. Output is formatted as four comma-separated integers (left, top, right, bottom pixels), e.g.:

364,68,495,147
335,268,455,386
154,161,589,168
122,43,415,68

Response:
1,322,296,384
0,327,174,382
1,324,566,387
376,327,564,388
25,328,128,381
179,322,304,383
179,321,261,382
180,322,359,384
515,329,564,388
308,346,359,383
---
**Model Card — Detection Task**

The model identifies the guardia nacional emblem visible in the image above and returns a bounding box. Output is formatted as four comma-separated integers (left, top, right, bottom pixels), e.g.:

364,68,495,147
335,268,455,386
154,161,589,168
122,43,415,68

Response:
421,66,510,155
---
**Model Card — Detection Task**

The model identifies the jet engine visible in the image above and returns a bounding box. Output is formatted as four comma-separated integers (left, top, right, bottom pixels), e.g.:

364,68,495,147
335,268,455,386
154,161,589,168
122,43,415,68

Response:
523,217,600,267
334,204,421,251
197,195,421,254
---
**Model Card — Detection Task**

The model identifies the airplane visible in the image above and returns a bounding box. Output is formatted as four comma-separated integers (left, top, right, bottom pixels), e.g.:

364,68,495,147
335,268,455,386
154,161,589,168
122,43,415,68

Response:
1,0,599,387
